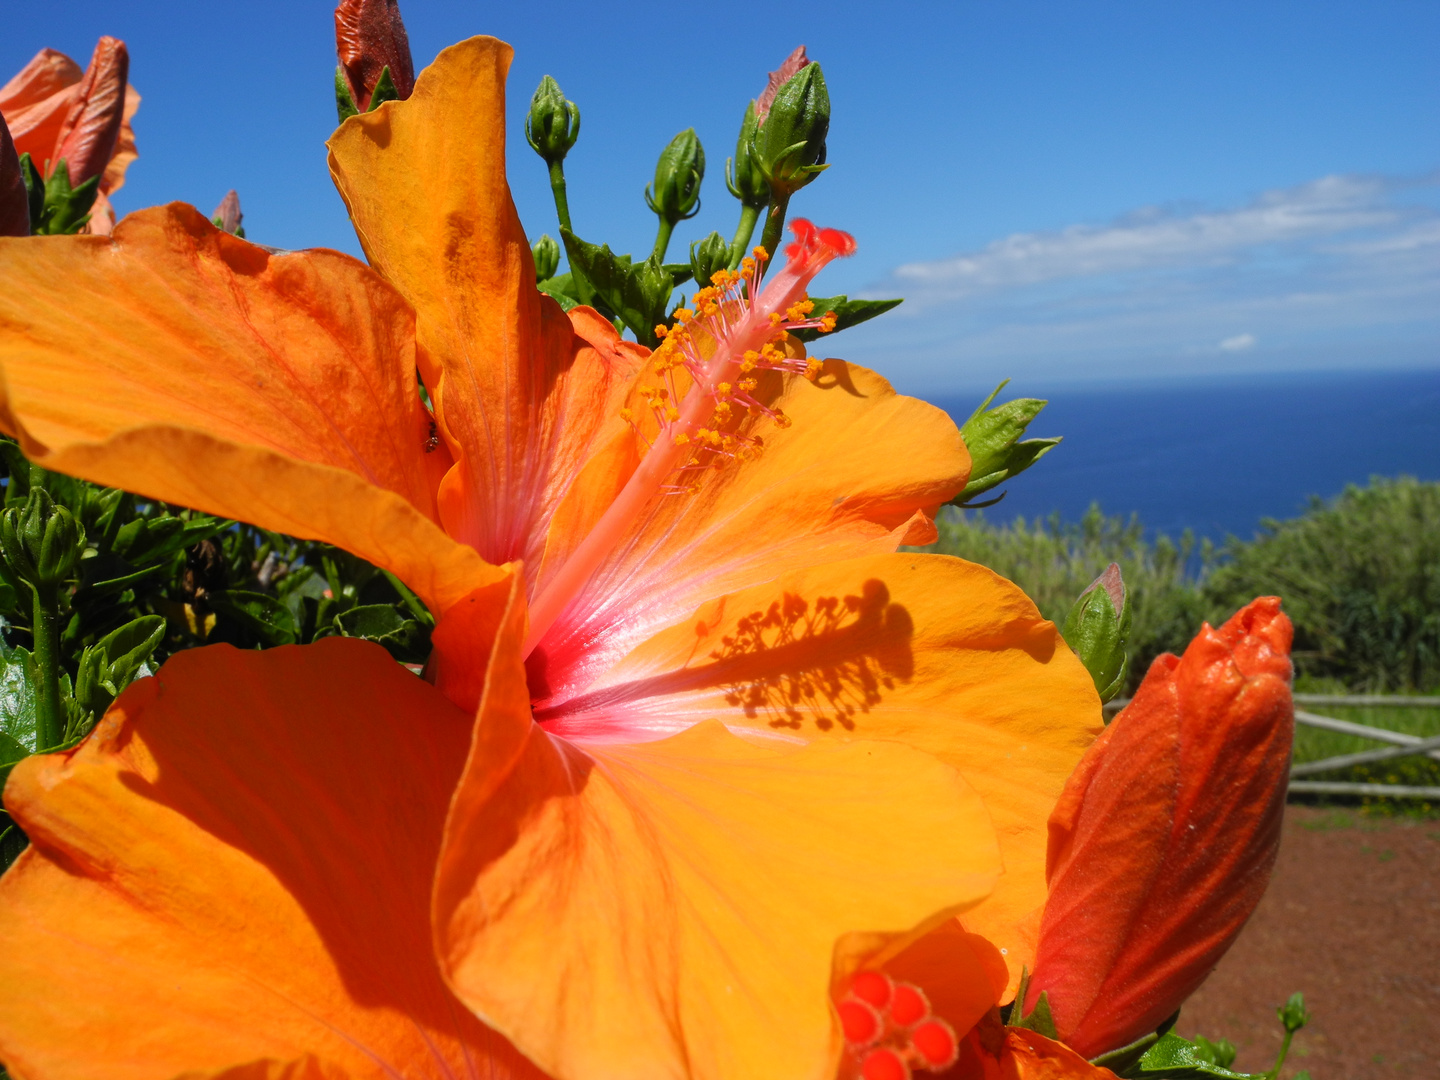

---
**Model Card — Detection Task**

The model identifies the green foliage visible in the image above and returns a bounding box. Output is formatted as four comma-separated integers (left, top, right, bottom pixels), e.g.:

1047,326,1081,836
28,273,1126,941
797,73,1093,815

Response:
1119,1032,1261,1078
789,295,904,343
559,228,675,346
950,379,1061,507
923,502,1216,695
1207,476,1440,692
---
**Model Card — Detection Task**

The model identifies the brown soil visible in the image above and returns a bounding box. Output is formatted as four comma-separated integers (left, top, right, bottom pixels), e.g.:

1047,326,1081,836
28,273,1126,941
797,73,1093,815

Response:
1180,805,1440,1079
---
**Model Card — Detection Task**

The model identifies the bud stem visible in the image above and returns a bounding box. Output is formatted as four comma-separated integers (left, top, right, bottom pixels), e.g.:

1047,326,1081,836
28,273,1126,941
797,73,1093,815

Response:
1265,1028,1296,1080
30,580,64,751
548,160,595,307
650,217,675,263
756,191,792,278
727,202,763,270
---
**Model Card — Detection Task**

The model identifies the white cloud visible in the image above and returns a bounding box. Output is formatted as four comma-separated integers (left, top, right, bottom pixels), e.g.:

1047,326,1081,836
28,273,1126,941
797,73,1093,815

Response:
843,171,1440,391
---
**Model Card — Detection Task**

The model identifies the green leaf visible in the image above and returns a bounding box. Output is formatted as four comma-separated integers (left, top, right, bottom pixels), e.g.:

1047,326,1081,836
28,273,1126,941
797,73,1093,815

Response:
538,274,581,311
788,295,903,342
335,66,359,123
1120,1033,1265,1078
664,262,695,287
208,590,298,646
0,643,38,789
1191,1037,1237,1069
950,380,1061,506
560,229,675,345
73,615,166,726
334,604,430,662
0,815,27,874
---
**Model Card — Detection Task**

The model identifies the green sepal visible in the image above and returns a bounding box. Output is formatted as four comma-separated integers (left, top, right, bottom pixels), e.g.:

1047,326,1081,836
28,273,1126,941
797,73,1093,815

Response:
334,604,430,663
752,63,830,197
367,65,400,111
688,232,729,291
788,295,903,342
560,228,675,346
18,153,43,234
726,101,769,208
207,590,299,646
950,380,1061,507
36,160,99,236
71,615,165,732
1005,967,1058,1039
1118,1033,1264,1078
1062,563,1131,704
335,67,359,123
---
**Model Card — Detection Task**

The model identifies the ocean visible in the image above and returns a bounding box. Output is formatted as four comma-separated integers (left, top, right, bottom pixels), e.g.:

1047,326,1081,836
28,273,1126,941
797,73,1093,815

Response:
924,367,1440,541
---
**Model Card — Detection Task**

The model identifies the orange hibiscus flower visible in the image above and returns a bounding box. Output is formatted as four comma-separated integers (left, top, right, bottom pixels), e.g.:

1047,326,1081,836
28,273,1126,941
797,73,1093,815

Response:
0,36,1099,1080
0,37,140,234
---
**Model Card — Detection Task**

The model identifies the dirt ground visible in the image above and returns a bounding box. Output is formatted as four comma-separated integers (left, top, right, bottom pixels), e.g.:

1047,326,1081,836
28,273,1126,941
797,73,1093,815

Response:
1180,805,1440,1079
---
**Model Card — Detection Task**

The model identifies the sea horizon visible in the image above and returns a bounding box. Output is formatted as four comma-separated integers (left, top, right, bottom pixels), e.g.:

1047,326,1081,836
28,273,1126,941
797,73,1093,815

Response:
919,365,1440,542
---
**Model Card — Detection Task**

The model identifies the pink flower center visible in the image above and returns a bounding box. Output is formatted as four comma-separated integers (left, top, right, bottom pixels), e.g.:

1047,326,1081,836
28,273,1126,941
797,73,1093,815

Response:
522,219,855,657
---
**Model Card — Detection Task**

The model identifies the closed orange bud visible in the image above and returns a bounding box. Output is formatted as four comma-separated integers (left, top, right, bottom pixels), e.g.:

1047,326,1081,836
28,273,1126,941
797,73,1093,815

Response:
1026,597,1294,1059
1,112,28,237
51,36,128,187
335,0,415,112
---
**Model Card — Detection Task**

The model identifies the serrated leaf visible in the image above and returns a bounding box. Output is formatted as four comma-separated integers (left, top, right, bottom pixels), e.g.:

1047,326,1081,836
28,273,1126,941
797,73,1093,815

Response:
538,275,581,311
1120,1033,1264,1078
789,295,902,342
0,643,38,755
209,590,298,646
74,615,165,723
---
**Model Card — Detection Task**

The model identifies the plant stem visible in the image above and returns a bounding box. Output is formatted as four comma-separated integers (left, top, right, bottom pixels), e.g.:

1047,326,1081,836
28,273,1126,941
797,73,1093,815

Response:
651,217,675,263
549,160,595,307
30,582,64,750
1267,1029,1296,1080
727,202,763,269
756,190,792,277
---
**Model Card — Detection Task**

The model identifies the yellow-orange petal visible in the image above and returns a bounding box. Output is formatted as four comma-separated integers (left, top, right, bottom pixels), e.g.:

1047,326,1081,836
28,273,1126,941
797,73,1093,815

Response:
0,202,502,613
528,359,969,706
328,39,642,583
534,553,1101,992
0,637,546,1080
433,574,1001,1080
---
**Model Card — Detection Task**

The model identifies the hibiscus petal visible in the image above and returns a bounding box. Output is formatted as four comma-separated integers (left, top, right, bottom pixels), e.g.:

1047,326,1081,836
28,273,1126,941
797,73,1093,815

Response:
0,203,502,613
434,574,1001,1080
327,38,642,582
0,48,83,160
0,637,545,1080
529,359,970,705
533,553,1101,991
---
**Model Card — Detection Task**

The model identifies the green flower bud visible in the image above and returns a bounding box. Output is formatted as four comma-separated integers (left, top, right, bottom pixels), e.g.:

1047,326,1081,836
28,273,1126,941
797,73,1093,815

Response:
644,128,705,225
525,75,580,165
532,233,560,283
725,101,768,209
1061,563,1131,704
0,488,86,590
689,231,729,288
752,63,830,197
1277,992,1309,1034
952,380,1061,507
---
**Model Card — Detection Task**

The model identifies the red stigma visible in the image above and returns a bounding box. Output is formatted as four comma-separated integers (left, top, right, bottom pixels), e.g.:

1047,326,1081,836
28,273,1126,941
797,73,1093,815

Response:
888,983,930,1028
849,970,894,1009
784,218,858,266
910,1020,959,1069
860,1047,911,1080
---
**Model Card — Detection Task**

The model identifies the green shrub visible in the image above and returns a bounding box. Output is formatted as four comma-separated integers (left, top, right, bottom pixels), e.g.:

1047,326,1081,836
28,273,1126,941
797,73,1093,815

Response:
1205,477,1440,692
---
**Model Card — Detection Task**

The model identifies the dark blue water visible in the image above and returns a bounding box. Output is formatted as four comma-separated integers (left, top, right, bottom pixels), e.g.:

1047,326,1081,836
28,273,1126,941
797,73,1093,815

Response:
926,367,1440,541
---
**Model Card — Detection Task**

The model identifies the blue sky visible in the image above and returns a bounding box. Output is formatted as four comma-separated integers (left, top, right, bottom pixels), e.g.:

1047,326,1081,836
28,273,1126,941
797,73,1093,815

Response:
6,1,1438,395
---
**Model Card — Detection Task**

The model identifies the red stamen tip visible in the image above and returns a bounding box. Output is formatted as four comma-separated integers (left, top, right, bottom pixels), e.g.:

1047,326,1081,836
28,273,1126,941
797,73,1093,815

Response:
849,970,894,1009
910,1019,959,1070
889,982,930,1028
860,1047,911,1080
839,999,883,1047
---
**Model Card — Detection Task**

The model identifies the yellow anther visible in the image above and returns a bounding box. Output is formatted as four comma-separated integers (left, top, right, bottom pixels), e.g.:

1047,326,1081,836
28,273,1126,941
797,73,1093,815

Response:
674,432,690,445
738,377,758,393
740,350,760,372
740,257,756,274
820,311,838,332
675,308,695,324
619,406,634,421
665,406,680,421
805,358,823,380
769,312,783,327
654,324,669,339
716,382,733,396
752,245,769,261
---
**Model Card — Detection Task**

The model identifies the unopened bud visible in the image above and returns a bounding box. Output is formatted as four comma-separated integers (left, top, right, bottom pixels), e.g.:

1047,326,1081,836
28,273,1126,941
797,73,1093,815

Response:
1062,564,1130,704
0,113,28,237
0,488,86,590
725,101,768,209
755,46,810,125
1277,993,1309,1034
753,61,829,197
953,380,1060,506
689,231,729,286
335,0,415,113
525,75,580,165
645,128,704,224
532,233,560,283
51,36,129,188
211,190,244,236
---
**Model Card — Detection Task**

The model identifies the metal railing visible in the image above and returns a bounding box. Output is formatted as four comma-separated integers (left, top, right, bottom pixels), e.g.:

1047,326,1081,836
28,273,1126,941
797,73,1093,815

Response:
1102,693,1440,799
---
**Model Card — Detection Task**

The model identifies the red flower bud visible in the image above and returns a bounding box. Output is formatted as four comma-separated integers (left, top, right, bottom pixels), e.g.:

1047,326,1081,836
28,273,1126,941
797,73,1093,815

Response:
1026,598,1294,1059
0,112,28,237
51,36,129,187
755,45,810,124
335,0,415,112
